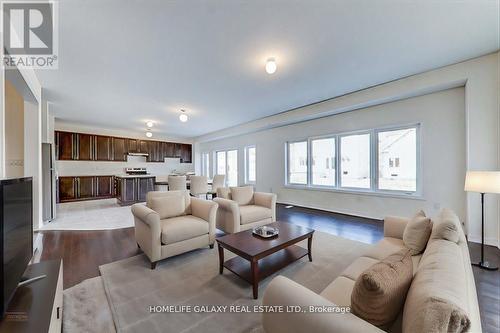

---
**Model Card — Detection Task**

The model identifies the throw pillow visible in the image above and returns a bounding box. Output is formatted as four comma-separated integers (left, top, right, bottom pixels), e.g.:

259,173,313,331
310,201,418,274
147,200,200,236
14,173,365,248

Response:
430,208,461,243
351,249,413,329
403,210,432,255
150,195,185,219
230,186,254,205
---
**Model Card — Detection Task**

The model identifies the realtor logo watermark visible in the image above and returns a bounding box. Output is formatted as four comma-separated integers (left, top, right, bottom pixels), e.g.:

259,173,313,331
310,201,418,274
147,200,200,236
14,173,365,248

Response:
1,1,58,69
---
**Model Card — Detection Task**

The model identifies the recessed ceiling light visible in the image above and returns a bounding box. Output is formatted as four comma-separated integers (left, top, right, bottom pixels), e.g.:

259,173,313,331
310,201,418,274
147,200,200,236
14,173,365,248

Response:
179,109,188,122
146,121,154,128
145,130,153,138
265,58,277,74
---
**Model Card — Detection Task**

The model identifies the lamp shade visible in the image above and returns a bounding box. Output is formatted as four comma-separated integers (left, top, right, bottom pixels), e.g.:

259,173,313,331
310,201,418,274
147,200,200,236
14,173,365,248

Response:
464,171,500,194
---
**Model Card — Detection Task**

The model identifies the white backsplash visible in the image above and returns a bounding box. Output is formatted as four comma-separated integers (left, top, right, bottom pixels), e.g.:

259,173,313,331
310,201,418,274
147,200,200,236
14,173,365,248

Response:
56,155,194,177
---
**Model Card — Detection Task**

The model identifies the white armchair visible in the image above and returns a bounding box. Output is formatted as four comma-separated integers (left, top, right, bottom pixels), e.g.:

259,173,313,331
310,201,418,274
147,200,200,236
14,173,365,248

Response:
131,190,218,269
213,186,277,234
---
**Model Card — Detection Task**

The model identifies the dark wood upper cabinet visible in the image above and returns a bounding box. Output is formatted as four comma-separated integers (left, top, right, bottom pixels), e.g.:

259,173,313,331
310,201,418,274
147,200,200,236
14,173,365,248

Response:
55,131,192,163
138,140,148,154
112,137,127,161
127,139,138,153
163,142,175,158
180,144,192,163
95,136,112,161
56,131,74,160
76,133,93,160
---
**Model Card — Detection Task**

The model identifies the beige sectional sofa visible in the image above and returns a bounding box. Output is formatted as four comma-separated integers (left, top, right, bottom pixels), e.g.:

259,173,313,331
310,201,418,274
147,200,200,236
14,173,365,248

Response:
214,186,277,233
262,209,481,333
131,190,218,269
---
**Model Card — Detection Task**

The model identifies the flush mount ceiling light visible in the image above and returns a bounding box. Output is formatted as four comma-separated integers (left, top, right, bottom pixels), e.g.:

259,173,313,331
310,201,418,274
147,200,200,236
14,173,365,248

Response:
179,109,188,122
265,58,277,74
145,130,153,138
146,121,154,128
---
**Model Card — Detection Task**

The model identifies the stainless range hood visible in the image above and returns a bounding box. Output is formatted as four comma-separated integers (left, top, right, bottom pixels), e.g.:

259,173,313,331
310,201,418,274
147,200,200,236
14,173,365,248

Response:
127,152,149,156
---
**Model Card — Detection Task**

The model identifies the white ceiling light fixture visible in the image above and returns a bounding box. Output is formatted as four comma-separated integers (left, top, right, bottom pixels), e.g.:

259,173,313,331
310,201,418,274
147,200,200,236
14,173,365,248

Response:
146,121,154,128
265,58,277,74
145,130,153,138
179,109,188,122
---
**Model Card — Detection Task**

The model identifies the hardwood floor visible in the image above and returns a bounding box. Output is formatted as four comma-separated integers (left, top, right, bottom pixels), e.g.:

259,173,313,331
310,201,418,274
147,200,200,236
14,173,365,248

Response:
37,203,499,332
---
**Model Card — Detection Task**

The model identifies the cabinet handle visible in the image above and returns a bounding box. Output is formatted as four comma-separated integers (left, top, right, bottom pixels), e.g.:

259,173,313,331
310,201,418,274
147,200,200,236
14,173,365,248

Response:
57,306,60,319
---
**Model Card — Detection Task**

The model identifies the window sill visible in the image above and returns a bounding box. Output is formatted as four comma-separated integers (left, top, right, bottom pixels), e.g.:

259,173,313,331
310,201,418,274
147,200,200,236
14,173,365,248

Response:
283,184,424,200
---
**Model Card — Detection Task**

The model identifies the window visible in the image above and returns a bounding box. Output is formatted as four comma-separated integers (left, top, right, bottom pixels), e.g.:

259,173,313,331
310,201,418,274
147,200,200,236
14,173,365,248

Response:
340,133,371,188
287,141,308,184
201,152,210,177
285,125,419,196
216,150,238,186
245,146,256,184
227,150,238,186
311,137,335,186
216,151,226,175
378,128,417,192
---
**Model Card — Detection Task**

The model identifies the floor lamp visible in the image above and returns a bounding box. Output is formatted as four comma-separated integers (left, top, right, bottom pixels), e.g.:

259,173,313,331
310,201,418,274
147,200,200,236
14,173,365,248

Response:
464,171,500,271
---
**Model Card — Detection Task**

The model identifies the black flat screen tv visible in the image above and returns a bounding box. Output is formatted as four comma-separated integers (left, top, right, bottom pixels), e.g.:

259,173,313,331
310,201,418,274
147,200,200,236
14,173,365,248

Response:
0,177,33,317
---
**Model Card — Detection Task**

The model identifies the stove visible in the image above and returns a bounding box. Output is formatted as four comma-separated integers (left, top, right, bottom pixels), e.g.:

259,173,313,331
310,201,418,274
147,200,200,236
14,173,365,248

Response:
125,167,148,175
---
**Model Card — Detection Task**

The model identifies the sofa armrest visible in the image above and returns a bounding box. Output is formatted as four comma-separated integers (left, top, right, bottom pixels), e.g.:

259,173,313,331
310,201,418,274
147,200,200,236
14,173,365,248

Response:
383,216,409,239
191,198,218,243
213,197,240,233
262,276,384,333
131,203,161,262
254,192,277,221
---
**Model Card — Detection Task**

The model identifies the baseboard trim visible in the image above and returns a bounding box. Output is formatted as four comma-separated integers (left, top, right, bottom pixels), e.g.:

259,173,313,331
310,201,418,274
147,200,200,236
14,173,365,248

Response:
467,235,499,248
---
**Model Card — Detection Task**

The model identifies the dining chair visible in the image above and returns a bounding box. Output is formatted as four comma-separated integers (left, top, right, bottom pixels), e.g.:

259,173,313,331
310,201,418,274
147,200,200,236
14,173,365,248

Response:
168,175,187,191
190,176,209,199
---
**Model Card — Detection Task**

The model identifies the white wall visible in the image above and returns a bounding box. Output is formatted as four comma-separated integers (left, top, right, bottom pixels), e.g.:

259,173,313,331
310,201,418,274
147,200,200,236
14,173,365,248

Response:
197,52,500,247
24,101,42,230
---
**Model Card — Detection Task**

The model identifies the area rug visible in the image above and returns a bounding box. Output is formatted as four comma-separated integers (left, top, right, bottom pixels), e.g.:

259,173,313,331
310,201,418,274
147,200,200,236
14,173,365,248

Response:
41,199,137,231
98,231,371,333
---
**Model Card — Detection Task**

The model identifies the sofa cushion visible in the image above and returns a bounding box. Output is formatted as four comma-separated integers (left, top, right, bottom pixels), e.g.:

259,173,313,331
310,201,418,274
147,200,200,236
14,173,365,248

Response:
403,239,471,333
403,210,432,255
150,195,185,220
430,208,462,243
161,215,208,245
230,186,254,205
362,237,405,261
351,249,413,329
239,205,272,225
216,187,232,200
320,276,355,306
341,256,379,280
147,190,192,215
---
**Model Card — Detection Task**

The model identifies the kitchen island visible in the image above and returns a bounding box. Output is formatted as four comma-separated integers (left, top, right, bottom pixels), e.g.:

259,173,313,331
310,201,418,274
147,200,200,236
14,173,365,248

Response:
115,174,155,205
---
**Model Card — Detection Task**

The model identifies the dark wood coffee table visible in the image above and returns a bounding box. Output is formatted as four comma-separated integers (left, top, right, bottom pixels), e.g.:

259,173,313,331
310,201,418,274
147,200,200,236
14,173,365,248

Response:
216,222,314,299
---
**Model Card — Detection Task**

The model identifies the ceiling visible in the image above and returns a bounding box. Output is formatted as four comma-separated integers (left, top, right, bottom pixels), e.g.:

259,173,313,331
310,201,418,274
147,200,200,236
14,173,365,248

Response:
36,0,499,139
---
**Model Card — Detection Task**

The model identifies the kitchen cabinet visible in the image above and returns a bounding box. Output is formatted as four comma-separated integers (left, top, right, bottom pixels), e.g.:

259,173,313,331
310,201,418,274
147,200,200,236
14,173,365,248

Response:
76,176,94,199
112,137,127,161
55,131,192,163
95,136,112,160
115,176,155,205
58,177,76,201
180,144,192,163
96,175,114,197
56,131,74,160
57,175,115,202
76,133,93,160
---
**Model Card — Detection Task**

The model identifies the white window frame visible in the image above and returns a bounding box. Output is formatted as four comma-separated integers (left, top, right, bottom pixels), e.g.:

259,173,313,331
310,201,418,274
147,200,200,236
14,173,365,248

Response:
286,139,309,186
201,152,211,178
284,123,422,198
374,124,421,196
215,149,238,186
244,145,256,185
